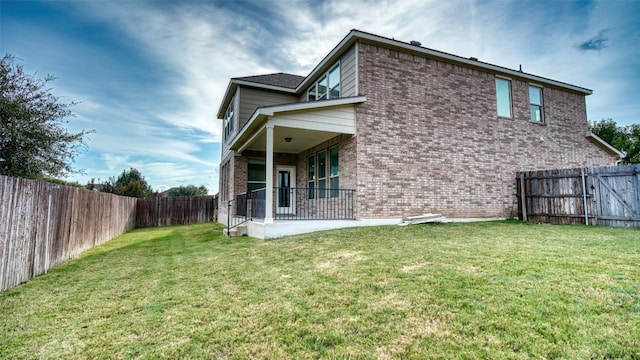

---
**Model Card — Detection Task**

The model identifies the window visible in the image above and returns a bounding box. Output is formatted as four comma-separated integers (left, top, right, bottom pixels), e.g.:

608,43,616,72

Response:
495,78,512,118
529,85,544,123
307,154,315,199
307,84,316,101
247,157,266,194
220,161,230,201
317,75,328,100
307,145,339,199
307,63,340,101
223,95,235,139
317,150,327,198
329,146,339,198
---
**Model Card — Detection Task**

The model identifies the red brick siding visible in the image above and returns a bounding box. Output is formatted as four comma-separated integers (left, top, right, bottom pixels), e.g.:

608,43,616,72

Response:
355,42,615,219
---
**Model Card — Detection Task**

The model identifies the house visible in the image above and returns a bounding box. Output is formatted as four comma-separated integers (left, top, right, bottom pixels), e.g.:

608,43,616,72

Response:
217,29,623,238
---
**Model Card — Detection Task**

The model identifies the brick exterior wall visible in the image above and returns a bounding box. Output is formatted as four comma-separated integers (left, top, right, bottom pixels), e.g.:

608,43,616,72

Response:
355,42,616,219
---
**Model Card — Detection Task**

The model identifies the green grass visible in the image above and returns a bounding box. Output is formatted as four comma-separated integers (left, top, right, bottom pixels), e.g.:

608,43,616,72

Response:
1,221,639,359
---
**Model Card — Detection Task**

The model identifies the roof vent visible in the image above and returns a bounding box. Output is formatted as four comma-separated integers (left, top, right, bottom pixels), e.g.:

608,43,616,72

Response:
469,57,478,61
409,40,422,46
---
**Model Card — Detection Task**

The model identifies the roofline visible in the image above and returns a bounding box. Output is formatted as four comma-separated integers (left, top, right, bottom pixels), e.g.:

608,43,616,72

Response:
296,29,593,95
586,131,626,159
218,29,593,120
216,78,299,119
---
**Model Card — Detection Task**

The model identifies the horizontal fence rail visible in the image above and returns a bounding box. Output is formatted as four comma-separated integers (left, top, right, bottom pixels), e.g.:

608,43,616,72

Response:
1,175,219,292
516,165,640,227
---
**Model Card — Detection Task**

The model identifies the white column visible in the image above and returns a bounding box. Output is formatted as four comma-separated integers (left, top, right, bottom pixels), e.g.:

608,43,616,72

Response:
265,123,274,223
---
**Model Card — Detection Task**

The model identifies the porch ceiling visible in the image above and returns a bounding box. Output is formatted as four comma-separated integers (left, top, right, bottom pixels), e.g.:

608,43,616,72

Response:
242,127,346,154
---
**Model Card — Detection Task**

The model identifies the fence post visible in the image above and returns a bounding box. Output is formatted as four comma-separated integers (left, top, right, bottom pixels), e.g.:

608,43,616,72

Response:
519,173,527,222
44,193,52,273
581,168,589,225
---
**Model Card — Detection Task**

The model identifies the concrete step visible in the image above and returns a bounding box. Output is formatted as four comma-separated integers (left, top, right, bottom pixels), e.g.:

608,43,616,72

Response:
399,213,447,226
224,224,248,237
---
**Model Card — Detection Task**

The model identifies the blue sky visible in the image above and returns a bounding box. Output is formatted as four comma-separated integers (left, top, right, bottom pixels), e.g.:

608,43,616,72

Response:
2,0,639,193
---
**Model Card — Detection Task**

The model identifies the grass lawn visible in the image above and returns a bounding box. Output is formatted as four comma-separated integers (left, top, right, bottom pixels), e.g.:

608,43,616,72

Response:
1,221,639,359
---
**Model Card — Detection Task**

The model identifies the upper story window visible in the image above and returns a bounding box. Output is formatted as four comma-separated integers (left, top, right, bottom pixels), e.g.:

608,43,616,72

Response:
529,85,544,123
495,78,512,118
223,94,235,140
307,63,340,101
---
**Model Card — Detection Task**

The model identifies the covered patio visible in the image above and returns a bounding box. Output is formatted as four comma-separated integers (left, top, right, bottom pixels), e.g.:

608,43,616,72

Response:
225,96,366,232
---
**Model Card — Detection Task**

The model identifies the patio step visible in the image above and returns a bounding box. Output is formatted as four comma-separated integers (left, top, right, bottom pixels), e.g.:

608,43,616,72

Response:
224,224,248,237
399,213,447,226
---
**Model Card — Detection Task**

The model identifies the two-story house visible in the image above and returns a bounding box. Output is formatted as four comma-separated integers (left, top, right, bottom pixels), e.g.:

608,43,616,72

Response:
217,29,622,238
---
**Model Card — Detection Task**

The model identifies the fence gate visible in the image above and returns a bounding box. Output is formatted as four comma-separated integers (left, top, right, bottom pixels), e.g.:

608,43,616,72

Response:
590,166,640,227
517,165,640,228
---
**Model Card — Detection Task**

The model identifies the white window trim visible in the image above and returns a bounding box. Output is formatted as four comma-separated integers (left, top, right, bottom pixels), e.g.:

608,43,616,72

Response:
495,76,513,119
307,61,341,101
223,93,236,140
307,145,339,199
529,84,544,124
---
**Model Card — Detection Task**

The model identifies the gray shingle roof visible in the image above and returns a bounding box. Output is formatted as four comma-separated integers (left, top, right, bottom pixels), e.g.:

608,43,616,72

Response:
234,73,305,89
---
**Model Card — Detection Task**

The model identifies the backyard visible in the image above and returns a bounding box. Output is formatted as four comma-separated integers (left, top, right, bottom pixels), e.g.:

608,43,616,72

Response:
1,221,638,359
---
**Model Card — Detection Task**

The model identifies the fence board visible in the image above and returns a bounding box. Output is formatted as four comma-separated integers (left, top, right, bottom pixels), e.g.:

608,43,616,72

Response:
517,165,640,227
0,176,138,291
1,175,220,292
135,196,218,228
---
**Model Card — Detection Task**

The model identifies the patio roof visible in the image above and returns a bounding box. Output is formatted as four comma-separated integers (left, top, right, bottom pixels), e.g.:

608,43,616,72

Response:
230,95,366,154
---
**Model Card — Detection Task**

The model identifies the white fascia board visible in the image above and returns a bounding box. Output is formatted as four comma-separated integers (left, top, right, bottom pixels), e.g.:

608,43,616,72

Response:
216,81,237,119
229,110,266,151
586,131,626,158
231,79,298,93
260,95,366,116
229,96,366,152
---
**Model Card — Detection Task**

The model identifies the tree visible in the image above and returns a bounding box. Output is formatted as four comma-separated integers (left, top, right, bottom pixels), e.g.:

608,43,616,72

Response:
166,184,209,197
107,168,153,198
0,54,93,179
589,118,640,164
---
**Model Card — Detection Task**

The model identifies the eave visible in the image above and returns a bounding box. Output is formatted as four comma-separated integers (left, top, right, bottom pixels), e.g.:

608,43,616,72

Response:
296,29,593,96
228,96,366,154
586,131,626,159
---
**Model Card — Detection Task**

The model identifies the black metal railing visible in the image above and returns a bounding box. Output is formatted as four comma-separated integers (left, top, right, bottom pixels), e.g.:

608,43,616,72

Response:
226,192,249,235
227,187,355,234
251,188,266,219
270,187,355,220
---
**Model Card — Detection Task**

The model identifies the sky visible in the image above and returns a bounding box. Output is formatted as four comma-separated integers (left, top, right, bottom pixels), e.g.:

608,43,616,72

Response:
1,0,639,193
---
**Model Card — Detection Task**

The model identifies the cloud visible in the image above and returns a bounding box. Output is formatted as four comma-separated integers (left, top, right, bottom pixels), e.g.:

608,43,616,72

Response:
576,29,610,51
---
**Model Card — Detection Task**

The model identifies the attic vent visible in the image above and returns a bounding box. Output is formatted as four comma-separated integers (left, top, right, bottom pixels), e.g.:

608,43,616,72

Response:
469,57,478,61
409,40,422,46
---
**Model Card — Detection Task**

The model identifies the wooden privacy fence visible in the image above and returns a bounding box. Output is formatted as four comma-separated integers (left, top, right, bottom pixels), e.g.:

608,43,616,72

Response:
0,175,137,292
136,195,218,228
516,165,640,227
1,175,220,292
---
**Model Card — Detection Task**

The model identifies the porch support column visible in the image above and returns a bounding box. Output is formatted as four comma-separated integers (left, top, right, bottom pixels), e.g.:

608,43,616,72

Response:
264,122,274,223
